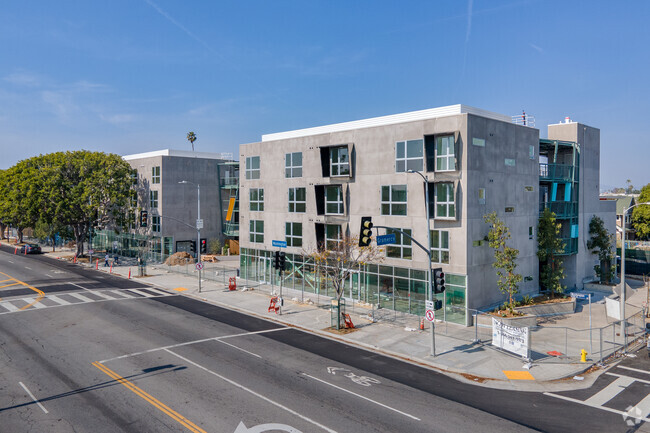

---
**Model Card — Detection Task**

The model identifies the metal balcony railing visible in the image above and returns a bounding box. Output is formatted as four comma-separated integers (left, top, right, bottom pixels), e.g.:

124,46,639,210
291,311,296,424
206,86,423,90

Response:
539,201,579,219
539,163,575,182
220,177,239,187
558,238,578,255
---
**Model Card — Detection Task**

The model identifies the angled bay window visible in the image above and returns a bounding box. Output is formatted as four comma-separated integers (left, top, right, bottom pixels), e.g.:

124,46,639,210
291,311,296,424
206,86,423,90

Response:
285,152,302,178
288,187,306,213
286,222,302,247
435,135,456,171
434,182,455,219
430,230,449,264
249,220,264,243
395,139,423,172
249,188,264,211
320,145,351,177
152,166,161,184
325,224,342,250
386,228,412,259
245,156,260,180
325,185,344,215
381,185,407,216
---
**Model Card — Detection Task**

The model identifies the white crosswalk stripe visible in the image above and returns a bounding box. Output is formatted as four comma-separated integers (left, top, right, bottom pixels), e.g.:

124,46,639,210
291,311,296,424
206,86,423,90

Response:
0,287,172,315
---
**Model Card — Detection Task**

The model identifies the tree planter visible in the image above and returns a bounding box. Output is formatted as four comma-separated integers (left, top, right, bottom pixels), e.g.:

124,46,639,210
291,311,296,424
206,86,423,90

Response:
476,313,537,328
515,298,576,317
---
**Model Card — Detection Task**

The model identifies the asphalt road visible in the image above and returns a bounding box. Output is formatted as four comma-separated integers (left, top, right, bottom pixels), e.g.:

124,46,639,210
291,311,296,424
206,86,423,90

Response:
0,247,645,433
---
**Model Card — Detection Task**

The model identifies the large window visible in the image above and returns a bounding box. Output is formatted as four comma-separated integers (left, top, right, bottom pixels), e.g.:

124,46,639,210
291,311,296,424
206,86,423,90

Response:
249,188,264,211
150,190,158,208
245,156,260,180
151,215,161,233
249,220,264,243
381,185,407,216
325,224,341,250
152,166,161,184
435,183,455,219
430,230,449,264
436,135,455,171
330,147,350,177
395,139,423,172
325,186,344,215
285,152,302,178
386,228,412,259
286,222,303,247
288,187,306,213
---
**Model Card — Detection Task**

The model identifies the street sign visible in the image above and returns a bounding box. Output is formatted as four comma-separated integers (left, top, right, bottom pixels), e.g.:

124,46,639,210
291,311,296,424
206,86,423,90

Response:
425,300,434,310
195,262,204,270
196,219,204,229
571,292,592,301
272,240,287,248
376,233,396,246
425,309,435,322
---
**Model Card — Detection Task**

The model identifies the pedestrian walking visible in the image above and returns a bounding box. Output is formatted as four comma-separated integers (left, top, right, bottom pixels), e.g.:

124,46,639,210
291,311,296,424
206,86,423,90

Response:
104,253,109,267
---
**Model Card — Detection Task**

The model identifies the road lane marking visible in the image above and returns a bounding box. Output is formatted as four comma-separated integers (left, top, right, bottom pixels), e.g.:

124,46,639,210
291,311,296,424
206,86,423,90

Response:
301,373,420,421
19,381,48,413
165,349,337,433
98,327,290,363
544,391,650,423
617,366,650,375
217,340,262,358
0,282,21,289
23,298,46,308
110,290,135,298
92,362,206,433
66,293,95,303
44,274,53,278
24,266,32,270
606,372,650,385
0,270,45,309
128,288,155,297
1,301,19,312
47,295,71,305
585,376,635,406
626,393,650,420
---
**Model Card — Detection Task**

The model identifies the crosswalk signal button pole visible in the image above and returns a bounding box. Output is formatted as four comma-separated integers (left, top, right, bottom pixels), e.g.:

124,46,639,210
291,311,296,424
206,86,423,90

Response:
359,216,373,247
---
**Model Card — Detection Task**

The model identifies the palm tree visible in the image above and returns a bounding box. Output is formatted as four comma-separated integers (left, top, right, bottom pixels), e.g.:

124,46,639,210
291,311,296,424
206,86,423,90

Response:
187,131,197,151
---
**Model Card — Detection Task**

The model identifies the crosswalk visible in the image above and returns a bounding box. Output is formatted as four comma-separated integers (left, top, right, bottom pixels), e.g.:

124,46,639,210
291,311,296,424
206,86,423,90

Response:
0,287,172,315
545,365,650,426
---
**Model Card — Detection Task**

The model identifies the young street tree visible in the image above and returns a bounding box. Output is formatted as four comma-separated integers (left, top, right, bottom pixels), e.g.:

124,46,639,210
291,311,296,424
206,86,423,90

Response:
484,212,522,314
587,215,615,284
537,207,565,295
632,183,650,240
307,231,383,329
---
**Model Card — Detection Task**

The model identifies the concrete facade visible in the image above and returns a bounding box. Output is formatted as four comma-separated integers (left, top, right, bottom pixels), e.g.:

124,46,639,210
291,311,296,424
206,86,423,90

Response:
239,105,615,322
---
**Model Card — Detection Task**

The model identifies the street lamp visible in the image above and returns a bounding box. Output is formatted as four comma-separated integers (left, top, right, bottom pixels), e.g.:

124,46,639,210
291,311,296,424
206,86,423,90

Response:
407,169,436,356
620,201,650,351
179,180,202,293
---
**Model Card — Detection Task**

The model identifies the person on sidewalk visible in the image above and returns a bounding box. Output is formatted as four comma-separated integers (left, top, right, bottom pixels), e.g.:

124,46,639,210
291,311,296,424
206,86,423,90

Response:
104,254,110,267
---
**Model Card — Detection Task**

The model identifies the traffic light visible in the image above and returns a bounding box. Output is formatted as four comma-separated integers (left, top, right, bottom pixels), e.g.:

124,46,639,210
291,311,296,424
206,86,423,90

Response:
433,268,446,294
139,210,148,227
189,241,196,254
200,239,207,254
434,299,443,310
359,216,373,247
273,250,280,269
278,252,286,271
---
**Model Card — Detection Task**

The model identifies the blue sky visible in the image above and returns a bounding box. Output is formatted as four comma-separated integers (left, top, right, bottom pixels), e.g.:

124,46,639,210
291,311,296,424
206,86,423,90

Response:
1,0,648,190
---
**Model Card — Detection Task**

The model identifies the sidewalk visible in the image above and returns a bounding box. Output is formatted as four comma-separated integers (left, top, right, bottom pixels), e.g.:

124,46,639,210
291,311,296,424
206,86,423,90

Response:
47,250,648,392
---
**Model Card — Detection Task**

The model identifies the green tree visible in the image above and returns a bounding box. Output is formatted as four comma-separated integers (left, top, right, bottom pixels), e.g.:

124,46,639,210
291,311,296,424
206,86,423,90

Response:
484,212,523,314
631,184,650,240
187,131,197,151
537,208,565,295
587,215,614,283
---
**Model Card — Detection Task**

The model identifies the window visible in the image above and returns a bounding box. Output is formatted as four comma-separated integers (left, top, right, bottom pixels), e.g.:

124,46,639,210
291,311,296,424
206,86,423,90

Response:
249,220,264,243
150,190,158,208
396,139,423,172
529,145,535,160
436,135,455,171
151,215,161,232
529,226,534,240
325,186,344,215
430,230,449,264
288,187,306,213
249,188,264,211
478,188,486,205
472,137,485,147
285,152,302,178
245,156,260,180
325,224,341,250
386,228,412,259
381,185,407,216
505,207,515,213
524,186,534,192
286,222,303,247
435,183,455,219
330,147,350,177
505,158,516,167
152,166,160,184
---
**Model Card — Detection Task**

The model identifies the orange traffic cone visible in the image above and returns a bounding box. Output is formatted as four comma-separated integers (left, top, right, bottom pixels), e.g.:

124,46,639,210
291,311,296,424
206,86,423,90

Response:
95,259,99,270
128,268,131,279
109,263,113,274
14,247,17,254
420,317,425,330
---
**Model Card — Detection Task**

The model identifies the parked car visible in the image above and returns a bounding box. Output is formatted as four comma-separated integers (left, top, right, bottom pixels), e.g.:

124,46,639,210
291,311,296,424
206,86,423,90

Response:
19,243,41,254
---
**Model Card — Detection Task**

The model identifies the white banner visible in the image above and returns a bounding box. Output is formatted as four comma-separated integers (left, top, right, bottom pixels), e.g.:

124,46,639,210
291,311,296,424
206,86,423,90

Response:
491,318,530,358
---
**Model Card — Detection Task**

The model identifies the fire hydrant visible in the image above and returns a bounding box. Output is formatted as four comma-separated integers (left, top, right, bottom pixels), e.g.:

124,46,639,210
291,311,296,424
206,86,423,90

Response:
580,349,587,363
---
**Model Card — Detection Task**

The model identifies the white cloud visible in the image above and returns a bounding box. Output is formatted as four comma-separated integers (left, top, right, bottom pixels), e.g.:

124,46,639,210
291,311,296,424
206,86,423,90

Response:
3,71,45,87
99,113,136,125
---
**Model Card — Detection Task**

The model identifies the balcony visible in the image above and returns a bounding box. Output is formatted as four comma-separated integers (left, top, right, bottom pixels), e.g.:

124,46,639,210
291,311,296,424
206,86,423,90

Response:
223,222,239,237
539,201,578,219
557,238,578,255
539,163,576,182
220,177,239,188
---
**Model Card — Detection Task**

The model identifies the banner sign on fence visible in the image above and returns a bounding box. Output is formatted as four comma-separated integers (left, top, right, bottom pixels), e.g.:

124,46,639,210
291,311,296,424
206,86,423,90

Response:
491,318,530,358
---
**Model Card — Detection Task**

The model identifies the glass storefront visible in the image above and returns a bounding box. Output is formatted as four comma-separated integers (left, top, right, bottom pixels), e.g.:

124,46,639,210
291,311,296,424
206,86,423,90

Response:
240,248,468,325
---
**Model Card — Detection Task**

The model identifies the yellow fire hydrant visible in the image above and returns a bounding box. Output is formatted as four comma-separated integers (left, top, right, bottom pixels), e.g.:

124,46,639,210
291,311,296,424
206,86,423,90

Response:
581,349,587,363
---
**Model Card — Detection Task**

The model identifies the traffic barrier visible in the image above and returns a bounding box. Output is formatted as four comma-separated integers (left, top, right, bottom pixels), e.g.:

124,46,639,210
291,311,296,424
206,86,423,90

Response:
268,297,280,314
342,313,354,329
228,277,237,291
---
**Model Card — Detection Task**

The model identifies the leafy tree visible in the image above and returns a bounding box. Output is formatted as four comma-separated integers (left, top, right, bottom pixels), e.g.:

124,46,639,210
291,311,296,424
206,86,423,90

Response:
187,131,197,151
587,215,615,283
537,208,565,295
631,183,650,240
308,230,383,329
484,212,523,314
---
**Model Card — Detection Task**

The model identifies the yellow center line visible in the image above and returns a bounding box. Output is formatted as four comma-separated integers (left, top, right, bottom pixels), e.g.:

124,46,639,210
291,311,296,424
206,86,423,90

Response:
0,270,45,309
0,282,22,289
92,362,207,433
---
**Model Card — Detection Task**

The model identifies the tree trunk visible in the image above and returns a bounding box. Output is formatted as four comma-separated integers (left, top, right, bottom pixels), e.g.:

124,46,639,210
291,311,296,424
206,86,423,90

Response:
0,222,5,240
17,228,23,244
74,224,86,257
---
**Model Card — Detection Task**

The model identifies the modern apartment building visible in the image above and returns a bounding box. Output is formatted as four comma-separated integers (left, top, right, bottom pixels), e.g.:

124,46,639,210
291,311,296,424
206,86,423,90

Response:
122,149,239,257
239,105,614,325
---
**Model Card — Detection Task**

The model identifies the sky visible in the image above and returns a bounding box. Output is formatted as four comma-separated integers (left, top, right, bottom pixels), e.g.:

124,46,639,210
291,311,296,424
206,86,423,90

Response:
1,0,648,191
